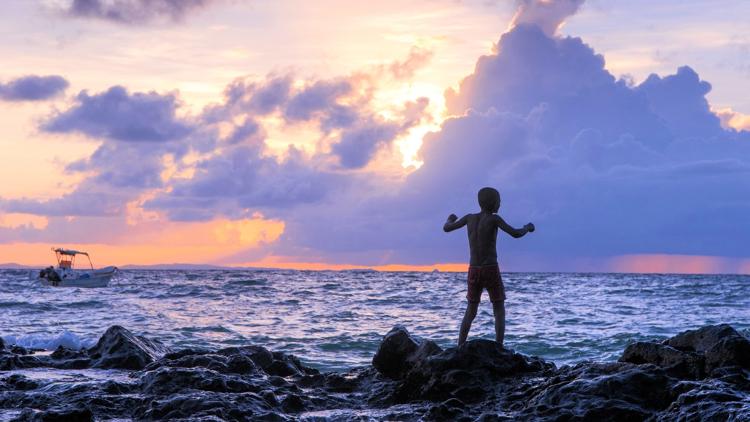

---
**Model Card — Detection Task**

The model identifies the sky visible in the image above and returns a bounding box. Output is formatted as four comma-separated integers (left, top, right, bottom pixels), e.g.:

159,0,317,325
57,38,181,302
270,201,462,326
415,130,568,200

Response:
1,0,749,273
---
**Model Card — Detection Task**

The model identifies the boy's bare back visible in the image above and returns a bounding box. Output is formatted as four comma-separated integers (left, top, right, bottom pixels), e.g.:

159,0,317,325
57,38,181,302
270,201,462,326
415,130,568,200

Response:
444,201,534,266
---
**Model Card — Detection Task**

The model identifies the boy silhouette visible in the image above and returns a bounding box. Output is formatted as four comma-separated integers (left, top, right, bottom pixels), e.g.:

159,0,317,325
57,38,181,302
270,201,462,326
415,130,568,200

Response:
443,187,534,347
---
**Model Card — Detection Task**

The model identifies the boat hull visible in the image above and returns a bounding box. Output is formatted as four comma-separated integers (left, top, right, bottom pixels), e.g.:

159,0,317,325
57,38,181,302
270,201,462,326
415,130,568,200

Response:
39,266,117,288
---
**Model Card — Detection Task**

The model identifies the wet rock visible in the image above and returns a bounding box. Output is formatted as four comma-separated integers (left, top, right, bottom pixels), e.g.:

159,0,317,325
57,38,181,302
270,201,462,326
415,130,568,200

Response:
659,381,750,421
267,352,316,377
12,406,93,422
140,366,262,395
1,374,39,391
0,353,44,371
87,325,170,370
667,324,741,352
9,345,29,355
395,339,554,402
134,392,274,420
425,398,467,420
50,346,87,361
619,341,704,379
280,393,306,412
3,323,750,421
217,345,274,369
704,335,750,372
145,351,256,375
47,347,91,370
372,325,442,379
621,324,750,378
668,324,750,372
519,362,677,421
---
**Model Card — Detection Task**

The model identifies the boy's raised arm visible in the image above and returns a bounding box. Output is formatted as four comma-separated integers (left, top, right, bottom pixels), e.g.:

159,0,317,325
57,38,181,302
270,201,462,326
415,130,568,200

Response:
496,216,534,238
443,213,468,232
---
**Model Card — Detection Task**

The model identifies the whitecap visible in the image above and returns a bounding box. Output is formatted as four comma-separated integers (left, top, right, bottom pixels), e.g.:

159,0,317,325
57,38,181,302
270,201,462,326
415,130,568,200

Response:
2,330,96,351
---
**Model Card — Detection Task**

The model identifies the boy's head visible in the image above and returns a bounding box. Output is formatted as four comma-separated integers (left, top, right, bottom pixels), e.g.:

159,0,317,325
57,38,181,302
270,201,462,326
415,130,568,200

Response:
478,187,500,213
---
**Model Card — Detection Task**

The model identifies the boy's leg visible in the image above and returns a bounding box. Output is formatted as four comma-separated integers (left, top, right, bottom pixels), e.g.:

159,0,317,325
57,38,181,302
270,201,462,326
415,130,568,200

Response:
492,300,505,348
458,301,479,346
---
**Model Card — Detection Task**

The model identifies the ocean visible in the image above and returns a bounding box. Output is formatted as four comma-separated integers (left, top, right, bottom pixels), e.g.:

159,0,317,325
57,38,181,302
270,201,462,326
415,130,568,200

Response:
1,269,749,372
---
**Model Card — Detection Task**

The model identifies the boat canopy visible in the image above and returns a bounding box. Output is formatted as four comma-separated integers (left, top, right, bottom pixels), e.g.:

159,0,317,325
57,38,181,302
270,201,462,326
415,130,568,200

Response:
53,248,89,256
52,247,94,270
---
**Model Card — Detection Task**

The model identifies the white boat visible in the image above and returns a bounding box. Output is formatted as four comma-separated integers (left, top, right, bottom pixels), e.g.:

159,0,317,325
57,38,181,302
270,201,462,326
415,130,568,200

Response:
38,248,117,288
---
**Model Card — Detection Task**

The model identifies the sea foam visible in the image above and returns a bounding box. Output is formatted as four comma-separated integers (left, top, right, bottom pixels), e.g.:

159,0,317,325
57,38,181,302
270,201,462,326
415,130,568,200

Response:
2,330,95,351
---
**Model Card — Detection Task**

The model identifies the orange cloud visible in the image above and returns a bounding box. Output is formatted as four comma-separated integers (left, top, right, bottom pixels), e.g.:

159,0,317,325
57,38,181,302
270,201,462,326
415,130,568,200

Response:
715,107,750,131
0,213,49,230
232,256,466,272
0,217,284,267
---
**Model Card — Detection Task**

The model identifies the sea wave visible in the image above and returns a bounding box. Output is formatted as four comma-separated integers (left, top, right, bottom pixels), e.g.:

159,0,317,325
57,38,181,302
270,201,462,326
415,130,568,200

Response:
1,269,749,371
2,330,96,351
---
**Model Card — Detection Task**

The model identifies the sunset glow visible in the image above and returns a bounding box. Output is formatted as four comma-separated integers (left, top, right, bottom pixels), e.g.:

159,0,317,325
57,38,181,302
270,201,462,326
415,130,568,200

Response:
1,0,748,273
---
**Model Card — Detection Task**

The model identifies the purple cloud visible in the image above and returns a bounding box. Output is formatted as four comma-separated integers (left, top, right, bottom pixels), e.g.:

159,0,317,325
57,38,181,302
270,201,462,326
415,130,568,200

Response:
259,23,750,269
1,189,127,217
64,0,216,24
42,86,193,142
145,145,345,221
0,75,68,101
283,79,353,124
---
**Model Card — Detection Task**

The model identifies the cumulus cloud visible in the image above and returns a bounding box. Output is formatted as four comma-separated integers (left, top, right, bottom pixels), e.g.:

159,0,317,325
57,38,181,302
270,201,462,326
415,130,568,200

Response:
510,0,585,37
1,189,127,217
42,86,194,142
259,22,750,269
146,145,344,221
0,75,68,101
63,0,216,24
7,63,424,226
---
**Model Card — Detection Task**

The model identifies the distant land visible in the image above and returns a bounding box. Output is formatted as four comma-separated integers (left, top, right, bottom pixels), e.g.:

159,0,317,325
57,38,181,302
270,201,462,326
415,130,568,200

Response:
0,263,33,269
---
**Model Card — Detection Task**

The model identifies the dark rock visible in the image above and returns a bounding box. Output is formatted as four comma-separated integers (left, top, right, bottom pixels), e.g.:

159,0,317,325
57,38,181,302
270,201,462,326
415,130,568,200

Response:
519,362,676,421
396,339,554,402
280,393,306,412
266,352,309,377
704,335,750,372
659,381,750,421
0,353,44,371
140,366,261,395
227,354,257,374
3,323,750,422
0,336,4,350
373,325,442,379
260,389,280,406
134,392,274,420
50,346,86,361
12,407,93,422
622,324,750,379
667,324,741,353
10,345,29,355
218,345,274,369
619,341,704,378
87,325,170,370
425,398,467,420
1,374,39,391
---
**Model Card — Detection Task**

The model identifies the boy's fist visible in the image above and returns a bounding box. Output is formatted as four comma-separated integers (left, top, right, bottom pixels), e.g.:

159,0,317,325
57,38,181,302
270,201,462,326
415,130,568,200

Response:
525,223,535,232
447,214,458,222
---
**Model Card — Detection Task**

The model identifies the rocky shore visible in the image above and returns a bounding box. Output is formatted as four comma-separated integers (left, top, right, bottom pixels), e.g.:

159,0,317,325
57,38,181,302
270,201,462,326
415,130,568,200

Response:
1,324,749,421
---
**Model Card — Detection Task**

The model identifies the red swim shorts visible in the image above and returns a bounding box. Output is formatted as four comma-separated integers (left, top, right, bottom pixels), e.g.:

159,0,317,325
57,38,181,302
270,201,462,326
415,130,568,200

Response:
466,264,505,303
